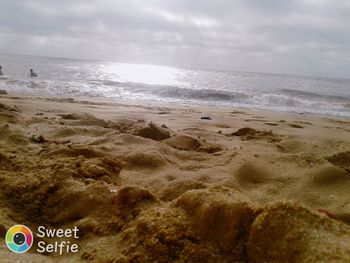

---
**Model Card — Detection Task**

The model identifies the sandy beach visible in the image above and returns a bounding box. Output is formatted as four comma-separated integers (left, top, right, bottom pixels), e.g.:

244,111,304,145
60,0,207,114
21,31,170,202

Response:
0,94,350,262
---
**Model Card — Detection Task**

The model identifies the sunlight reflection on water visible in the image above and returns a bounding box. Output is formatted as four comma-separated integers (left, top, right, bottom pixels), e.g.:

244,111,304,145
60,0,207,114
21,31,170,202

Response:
1,53,350,117
105,63,182,86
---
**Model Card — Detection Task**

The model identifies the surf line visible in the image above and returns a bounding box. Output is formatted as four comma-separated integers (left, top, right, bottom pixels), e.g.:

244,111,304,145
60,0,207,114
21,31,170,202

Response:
36,226,79,255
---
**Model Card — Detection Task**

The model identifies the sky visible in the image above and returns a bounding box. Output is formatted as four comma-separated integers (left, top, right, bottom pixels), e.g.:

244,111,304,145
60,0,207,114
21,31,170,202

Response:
0,0,349,78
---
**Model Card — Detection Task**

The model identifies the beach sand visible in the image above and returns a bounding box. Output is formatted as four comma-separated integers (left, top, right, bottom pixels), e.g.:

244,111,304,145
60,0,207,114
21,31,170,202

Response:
0,94,349,262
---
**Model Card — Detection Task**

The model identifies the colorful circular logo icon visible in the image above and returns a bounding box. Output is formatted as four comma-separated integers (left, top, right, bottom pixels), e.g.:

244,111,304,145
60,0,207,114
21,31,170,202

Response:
5,225,33,253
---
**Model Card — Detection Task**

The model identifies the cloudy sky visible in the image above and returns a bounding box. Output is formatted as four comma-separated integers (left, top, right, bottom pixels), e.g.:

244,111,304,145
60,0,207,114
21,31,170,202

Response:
0,0,349,78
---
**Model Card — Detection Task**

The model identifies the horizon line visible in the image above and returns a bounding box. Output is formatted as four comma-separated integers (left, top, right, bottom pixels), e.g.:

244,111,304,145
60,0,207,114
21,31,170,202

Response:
1,51,349,82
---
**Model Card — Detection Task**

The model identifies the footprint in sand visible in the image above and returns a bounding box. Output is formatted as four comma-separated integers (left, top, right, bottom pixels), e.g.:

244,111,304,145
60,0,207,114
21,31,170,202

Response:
288,123,304,129
326,151,350,172
276,140,306,153
264,122,279,126
164,134,223,153
59,113,80,120
231,127,281,143
295,121,313,125
133,122,171,141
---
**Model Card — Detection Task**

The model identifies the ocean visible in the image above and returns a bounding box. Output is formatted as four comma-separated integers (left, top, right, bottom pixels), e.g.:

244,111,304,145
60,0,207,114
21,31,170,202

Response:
0,53,349,117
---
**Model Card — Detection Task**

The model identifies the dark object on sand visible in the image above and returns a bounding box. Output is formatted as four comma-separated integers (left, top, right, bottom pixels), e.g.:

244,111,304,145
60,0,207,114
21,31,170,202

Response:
326,151,350,170
0,90,8,95
59,113,79,120
31,134,46,143
50,139,71,145
201,116,212,120
30,69,38,77
232,127,256,136
0,66,3,76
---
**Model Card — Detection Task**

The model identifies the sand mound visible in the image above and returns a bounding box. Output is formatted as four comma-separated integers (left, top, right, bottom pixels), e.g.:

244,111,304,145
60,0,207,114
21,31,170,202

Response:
232,127,256,136
197,142,223,154
114,186,156,209
76,156,122,179
231,127,281,142
0,102,21,116
0,124,11,139
134,122,171,141
123,150,168,169
59,113,80,120
77,116,109,128
248,202,350,262
110,133,150,145
58,113,134,131
45,145,103,158
51,126,111,139
0,152,19,173
0,128,29,145
309,166,349,185
58,113,109,127
174,189,256,254
119,206,211,262
326,151,350,171
108,119,141,133
164,135,201,151
235,163,272,189
164,135,223,153
291,165,350,213
159,179,206,201
117,188,257,262
276,139,306,153
43,181,115,224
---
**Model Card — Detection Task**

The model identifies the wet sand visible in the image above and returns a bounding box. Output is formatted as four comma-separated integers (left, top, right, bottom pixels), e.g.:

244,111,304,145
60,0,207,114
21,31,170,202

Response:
0,95,350,262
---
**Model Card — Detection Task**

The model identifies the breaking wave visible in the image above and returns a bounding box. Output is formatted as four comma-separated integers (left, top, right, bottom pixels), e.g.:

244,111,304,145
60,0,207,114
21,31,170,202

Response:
0,53,349,118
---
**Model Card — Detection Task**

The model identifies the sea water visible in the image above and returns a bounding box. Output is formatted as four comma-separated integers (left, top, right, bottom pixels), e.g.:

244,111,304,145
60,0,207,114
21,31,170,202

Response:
0,53,349,117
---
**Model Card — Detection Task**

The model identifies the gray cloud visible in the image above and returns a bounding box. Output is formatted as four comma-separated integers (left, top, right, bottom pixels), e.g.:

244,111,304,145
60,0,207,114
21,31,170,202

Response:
0,0,349,78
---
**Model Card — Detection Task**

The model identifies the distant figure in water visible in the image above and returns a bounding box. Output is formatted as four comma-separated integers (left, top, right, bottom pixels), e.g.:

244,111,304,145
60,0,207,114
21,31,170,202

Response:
0,66,3,76
30,69,38,77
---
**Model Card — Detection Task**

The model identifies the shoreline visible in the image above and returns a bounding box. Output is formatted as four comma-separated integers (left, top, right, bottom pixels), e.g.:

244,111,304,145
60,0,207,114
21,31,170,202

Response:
2,92,350,121
0,93,349,261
